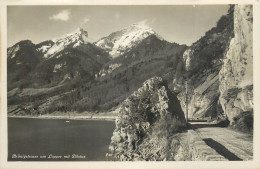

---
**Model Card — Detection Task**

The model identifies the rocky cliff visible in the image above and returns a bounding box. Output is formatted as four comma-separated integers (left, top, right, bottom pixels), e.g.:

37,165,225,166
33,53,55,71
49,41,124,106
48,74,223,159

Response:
169,6,234,121
170,4,253,131
108,77,186,161
219,5,253,132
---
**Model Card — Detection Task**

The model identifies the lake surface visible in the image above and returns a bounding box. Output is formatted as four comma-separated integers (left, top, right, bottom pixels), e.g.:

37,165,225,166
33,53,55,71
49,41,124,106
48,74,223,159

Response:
8,118,115,161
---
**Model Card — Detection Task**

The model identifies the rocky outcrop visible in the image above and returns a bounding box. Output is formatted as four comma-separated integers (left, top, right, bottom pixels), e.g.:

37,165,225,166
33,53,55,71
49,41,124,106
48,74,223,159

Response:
172,6,234,121
219,5,253,132
108,77,186,161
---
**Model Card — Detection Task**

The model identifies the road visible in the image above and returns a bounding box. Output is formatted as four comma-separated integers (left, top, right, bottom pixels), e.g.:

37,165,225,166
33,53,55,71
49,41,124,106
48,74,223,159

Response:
190,122,253,161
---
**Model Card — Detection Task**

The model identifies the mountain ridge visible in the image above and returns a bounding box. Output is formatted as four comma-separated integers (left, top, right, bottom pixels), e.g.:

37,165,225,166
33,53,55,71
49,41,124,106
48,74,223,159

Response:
7,28,110,90
7,23,187,114
37,28,89,59
94,23,166,58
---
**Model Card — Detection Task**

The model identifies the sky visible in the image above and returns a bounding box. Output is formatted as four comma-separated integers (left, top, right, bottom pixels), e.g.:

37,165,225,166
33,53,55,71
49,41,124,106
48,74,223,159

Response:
7,5,229,47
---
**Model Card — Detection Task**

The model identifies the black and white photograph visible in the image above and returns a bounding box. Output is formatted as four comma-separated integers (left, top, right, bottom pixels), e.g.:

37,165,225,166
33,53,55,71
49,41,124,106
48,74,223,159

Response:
1,1,260,168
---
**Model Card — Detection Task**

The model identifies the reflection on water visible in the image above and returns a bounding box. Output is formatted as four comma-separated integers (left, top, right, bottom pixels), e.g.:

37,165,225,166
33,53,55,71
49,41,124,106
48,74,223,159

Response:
8,118,115,161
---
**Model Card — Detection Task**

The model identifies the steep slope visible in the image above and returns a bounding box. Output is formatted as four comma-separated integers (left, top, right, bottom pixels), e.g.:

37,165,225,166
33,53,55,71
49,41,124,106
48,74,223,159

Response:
69,34,186,112
95,24,163,58
164,6,234,121
8,28,110,89
7,40,43,90
29,42,110,87
15,31,186,115
97,34,185,78
219,5,253,132
8,24,186,115
108,77,186,161
7,29,111,115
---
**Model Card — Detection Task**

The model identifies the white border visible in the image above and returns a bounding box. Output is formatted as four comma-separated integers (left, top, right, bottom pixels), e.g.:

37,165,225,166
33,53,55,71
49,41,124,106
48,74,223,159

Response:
1,1,260,169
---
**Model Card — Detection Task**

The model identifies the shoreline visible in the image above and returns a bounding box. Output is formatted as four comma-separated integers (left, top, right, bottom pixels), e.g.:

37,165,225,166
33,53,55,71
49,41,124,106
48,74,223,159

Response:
8,115,116,121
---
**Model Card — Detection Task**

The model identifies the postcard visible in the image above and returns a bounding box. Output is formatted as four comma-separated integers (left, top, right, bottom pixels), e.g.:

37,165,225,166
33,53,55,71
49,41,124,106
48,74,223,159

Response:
1,0,260,169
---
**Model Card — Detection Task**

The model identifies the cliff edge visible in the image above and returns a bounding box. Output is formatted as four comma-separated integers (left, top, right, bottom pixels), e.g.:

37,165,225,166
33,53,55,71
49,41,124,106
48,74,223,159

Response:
219,5,253,132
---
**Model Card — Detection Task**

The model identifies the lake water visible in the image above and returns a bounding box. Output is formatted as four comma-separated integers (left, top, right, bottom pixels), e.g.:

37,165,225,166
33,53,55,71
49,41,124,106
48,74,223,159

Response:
8,118,115,161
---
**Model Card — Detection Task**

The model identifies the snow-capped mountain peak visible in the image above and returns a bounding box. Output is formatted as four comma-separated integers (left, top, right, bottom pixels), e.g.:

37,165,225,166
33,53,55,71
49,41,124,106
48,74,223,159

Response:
95,23,163,58
52,28,88,44
38,28,89,59
127,23,154,34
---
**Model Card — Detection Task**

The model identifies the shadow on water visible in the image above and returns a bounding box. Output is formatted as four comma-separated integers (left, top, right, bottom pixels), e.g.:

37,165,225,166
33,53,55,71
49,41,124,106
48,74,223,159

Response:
203,138,242,161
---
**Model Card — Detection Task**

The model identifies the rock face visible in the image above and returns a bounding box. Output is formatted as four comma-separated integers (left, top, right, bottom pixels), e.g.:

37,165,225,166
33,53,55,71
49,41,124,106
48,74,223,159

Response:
109,77,186,161
171,6,234,120
219,5,253,131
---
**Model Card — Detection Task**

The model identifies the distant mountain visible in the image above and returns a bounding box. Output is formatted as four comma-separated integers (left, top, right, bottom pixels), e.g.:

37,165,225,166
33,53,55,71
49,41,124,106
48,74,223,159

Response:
37,28,89,59
7,25,187,115
94,24,163,58
71,33,187,111
7,28,110,90
29,43,110,87
7,40,43,90
97,34,185,78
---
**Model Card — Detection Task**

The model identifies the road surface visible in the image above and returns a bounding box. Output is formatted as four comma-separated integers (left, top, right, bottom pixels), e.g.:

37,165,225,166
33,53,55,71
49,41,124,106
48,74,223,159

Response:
190,122,253,161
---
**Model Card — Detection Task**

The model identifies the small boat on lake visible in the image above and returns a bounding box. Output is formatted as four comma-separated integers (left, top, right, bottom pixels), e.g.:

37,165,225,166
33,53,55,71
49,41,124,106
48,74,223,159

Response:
66,112,71,123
